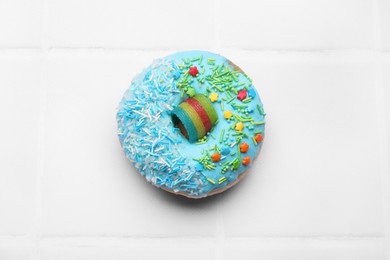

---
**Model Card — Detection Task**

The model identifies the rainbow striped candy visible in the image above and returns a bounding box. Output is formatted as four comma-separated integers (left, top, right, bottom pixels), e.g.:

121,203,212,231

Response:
172,94,218,143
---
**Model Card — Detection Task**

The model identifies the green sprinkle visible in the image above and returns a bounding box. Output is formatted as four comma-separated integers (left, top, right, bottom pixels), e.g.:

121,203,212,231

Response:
242,97,252,103
254,130,263,134
198,55,203,65
218,177,227,184
252,136,257,145
256,104,264,115
221,101,224,110
252,121,265,125
220,129,225,144
207,178,215,185
227,96,235,104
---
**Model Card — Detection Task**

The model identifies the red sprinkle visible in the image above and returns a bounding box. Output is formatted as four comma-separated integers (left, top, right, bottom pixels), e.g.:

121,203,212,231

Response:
254,133,263,143
211,152,221,162
240,142,249,153
189,66,199,77
237,89,247,101
242,156,251,166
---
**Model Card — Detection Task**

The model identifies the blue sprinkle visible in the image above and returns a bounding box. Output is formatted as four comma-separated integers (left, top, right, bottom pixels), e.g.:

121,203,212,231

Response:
172,69,182,80
195,163,204,172
221,147,230,156
247,88,256,98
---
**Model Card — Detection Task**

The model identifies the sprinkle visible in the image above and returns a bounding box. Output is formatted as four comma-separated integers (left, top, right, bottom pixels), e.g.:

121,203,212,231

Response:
220,129,225,144
239,142,249,153
224,110,233,120
189,66,199,77
254,133,264,143
221,147,230,155
211,152,221,162
237,89,247,101
256,104,264,115
242,156,251,166
251,136,257,145
252,121,265,125
198,55,203,65
186,87,196,97
242,97,252,103
207,178,216,185
235,122,244,131
218,177,227,184
209,92,218,102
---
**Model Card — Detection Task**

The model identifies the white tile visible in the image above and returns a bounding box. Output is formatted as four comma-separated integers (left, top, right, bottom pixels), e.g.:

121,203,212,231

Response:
0,0,42,47
40,238,215,260
384,59,390,186
220,0,373,50
380,0,390,51
216,52,384,236
0,246,31,260
0,54,40,235
41,52,219,236
223,238,385,260
384,59,390,132
48,0,215,49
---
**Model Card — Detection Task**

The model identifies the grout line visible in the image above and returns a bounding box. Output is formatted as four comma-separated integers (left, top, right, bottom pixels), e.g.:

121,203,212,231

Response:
372,0,390,259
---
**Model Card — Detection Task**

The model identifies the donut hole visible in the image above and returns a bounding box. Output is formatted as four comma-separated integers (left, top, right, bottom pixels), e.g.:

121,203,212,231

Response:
171,95,218,143
172,114,190,141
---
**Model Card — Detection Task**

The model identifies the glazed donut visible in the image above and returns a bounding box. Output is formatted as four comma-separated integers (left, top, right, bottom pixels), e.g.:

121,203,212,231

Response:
117,51,266,198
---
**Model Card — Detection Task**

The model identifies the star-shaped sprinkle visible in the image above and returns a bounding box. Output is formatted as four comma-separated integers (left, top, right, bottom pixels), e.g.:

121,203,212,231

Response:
221,147,230,155
223,110,233,119
247,88,256,98
186,87,196,97
235,122,244,131
242,156,251,166
209,92,218,102
237,89,247,101
211,152,221,162
188,66,199,77
195,162,204,172
240,142,249,153
254,133,263,143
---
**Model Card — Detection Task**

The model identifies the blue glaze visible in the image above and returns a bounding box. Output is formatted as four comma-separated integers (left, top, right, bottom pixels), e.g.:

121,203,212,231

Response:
117,51,266,198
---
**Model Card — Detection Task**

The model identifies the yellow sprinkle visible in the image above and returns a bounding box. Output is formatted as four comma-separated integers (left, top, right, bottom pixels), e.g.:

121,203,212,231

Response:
223,110,233,120
235,122,244,131
209,92,219,102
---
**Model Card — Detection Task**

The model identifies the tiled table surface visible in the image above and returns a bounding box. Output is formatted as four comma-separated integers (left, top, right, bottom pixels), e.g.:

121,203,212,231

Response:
1,0,390,259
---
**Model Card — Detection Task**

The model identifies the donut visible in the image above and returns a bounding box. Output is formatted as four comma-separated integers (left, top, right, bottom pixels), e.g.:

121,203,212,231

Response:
117,51,266,199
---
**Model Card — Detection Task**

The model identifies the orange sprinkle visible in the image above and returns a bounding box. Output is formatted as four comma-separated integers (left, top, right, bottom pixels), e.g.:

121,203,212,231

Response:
240,142,249,153
242,156,251,166
254,133,263,143
211,152,221,162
